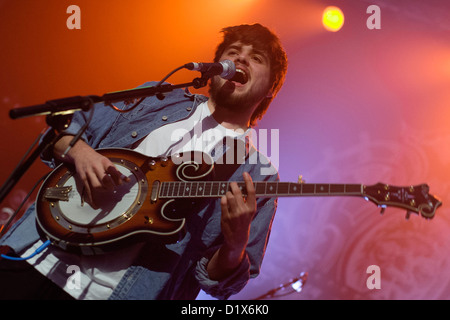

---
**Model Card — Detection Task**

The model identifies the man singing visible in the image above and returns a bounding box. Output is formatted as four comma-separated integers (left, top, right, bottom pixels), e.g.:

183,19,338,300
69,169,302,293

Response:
0,23,288,300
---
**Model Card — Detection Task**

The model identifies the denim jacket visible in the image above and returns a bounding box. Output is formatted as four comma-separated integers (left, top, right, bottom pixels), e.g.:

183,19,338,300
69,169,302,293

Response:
0,82,279,300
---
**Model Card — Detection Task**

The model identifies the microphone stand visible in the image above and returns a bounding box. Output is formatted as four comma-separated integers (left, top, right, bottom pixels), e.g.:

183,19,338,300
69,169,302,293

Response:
8,77,209,120
0,75,209,209
253,272,308,300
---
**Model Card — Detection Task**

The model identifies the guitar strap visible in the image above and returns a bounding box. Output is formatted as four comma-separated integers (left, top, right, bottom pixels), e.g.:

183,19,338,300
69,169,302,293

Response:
211,136,252,182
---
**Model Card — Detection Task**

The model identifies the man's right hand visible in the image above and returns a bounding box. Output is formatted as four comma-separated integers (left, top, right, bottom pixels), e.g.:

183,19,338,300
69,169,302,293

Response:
54,136,129,207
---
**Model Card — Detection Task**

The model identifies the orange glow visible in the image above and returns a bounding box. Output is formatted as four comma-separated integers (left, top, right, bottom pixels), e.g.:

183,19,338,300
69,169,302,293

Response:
322,6,344,32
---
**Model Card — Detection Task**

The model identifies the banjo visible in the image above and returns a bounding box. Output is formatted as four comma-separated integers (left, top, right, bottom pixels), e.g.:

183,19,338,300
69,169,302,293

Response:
36,148,442,254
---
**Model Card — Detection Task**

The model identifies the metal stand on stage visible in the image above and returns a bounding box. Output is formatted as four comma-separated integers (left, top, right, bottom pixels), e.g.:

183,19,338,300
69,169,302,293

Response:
254,272,308,300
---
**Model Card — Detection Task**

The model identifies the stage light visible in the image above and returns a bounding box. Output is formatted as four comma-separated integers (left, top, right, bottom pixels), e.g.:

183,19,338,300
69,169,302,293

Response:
322,6,344,32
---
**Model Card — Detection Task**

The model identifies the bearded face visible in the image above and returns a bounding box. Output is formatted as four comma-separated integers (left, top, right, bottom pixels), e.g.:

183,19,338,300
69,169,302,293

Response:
209,41,272,115
209,77,269,112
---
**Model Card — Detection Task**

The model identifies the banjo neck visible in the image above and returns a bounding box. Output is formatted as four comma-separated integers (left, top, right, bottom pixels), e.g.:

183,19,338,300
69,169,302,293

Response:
158,180,364,199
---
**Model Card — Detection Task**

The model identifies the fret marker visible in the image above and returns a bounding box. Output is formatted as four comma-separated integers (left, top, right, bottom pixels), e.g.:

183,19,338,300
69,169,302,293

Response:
199,187,203,191
293,186,297,191
186,187,190,191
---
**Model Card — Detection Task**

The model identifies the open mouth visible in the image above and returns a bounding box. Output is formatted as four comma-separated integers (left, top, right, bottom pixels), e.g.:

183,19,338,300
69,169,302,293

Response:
231,68,248,84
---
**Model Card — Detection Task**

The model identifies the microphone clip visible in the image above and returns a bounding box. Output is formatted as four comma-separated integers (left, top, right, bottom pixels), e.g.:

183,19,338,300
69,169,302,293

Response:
194,75,210,88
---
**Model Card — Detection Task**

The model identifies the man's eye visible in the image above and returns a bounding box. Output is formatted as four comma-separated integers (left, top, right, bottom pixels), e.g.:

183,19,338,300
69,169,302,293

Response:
252,55,263,63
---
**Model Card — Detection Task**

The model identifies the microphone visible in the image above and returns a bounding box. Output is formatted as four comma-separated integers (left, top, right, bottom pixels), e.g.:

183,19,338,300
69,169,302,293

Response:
184,60,235,79
184,60,248,84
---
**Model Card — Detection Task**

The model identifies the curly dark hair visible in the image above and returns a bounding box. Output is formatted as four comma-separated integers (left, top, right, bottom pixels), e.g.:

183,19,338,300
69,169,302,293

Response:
212,23,288,126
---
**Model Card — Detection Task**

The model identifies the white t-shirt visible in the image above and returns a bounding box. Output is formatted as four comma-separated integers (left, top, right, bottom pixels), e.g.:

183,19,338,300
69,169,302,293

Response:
22,101,250,299
133,100,245,157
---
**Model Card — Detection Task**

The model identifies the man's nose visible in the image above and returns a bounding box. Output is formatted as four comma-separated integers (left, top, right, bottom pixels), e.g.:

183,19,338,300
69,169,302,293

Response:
234,53,249,66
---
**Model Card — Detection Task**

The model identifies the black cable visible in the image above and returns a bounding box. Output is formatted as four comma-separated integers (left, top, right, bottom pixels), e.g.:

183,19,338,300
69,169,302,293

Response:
60,99,94,159
105,64,186,113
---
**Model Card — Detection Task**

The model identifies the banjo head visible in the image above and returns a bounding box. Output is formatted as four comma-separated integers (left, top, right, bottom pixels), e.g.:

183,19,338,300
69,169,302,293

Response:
38,156,148,240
